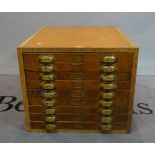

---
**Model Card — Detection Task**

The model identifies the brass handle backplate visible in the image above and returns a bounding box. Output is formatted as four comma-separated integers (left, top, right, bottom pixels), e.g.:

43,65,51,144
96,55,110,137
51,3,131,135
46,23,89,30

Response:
101,117,112,123
41,91,57,99
101,124,112,131
40,65,55,73
99,74,117,82
45,108,56,115
42,99,56,107
45,124,56,132
100,92,115,99
99,100,113,107
39,55,55,63
102,55,116,63
100,83,117,90
100,65,117,73
45,116,56,123
41,82,56,90
40,74,56,81
101,109,112,116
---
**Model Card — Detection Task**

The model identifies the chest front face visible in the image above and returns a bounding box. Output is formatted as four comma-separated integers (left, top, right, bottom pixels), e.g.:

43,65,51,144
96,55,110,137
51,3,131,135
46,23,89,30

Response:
17,27,138,133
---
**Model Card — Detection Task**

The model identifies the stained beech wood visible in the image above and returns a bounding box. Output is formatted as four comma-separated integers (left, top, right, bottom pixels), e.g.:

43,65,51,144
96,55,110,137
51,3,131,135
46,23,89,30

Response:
27,89,129,98
17,49,31,131
28,97,129,106
28,105,128,115
30,121,127,131
30,113,128,122
23,52,133,63
17,26,138,133
24,62,132,72
26,80,131,90
25,71,131,81
18,26,137,48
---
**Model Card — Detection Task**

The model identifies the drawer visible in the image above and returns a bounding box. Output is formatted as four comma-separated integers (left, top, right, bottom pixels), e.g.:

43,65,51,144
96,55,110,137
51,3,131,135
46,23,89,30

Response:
30,121,127,130
25,71,131,81
23,52,133,63
27,89,129,98
30,113,128,122
28,95,129,106
28,105,128,115
26,80,131,90
24,62,132,72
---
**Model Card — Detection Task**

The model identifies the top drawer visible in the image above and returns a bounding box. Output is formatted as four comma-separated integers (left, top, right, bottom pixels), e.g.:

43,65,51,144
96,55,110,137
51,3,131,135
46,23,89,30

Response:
23,52,133,63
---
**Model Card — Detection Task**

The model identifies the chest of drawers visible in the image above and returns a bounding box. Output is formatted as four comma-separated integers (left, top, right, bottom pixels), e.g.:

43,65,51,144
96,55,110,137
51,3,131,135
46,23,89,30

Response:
17,26,138,133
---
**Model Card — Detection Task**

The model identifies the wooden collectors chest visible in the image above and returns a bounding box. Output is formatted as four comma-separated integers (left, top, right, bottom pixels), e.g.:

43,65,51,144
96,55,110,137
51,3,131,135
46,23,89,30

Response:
17,26,138,133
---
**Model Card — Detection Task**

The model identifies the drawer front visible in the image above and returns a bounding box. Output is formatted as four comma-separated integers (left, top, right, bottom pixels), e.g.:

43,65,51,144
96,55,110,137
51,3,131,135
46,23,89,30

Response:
24,62,132,72
26,80,131,90
25,71,131,81
23,52,133,63
30,113,128,122
28,96,129,106
30,121,127,131
28,105,128,115
23,51,133,133
27,89,129,98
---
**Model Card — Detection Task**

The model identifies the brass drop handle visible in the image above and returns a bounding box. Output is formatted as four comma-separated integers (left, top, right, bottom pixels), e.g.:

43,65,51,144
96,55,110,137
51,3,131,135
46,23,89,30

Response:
45,124,56,132
100,92,114,99
40,65,55,73
101,109,112,115
99,100,113,107
45,116,56,123
39,55,55,63
99,55,117,133
100,83,117,90
101,117,112,124
41,82,55,90
41,91,57,99
40,74,56,81
102,56,116,63
100,65,117,73
45,108,56,115
99,74,117,82
42,99,56,107
101,124,112,131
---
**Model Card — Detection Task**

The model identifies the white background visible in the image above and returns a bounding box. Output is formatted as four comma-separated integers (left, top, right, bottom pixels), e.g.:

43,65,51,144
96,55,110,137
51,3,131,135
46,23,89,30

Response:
0,12,155,75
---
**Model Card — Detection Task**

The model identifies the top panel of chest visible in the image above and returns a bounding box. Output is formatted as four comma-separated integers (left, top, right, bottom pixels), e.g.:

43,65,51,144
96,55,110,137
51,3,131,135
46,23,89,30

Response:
18,26,138,49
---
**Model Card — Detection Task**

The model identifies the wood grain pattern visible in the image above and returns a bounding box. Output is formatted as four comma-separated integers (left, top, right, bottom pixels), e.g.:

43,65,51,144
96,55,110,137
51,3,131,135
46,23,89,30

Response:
30,113,128,122
26,80,131,90
127,48,139,132
30,129,128,133
30,121,127,131
18,26,137,48
26,89,129,98
17,48,31,131
28,97,129,106
23,52,133,63
24,62,132,72
25,71,131,81
28,105,128,115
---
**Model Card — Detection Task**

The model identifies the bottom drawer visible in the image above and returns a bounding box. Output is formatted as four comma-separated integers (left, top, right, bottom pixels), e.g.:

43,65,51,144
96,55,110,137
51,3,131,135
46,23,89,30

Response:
30,121,127,131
